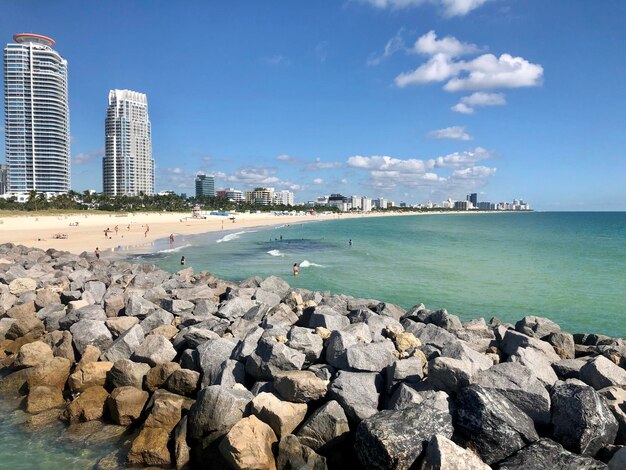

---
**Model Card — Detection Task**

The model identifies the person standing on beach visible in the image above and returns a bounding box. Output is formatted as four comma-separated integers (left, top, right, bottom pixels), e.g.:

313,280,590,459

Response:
293,263,299,277
145,225,150,238
95,247,100,259
169,233,175,243
114,225,118,235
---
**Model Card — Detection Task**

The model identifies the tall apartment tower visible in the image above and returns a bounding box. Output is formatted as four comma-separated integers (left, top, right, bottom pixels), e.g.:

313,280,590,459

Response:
3,33,70,194
103,90,154,196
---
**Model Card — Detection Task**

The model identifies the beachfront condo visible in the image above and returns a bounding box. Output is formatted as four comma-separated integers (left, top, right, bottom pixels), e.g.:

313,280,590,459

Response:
103,89,154,196
3,33,71,194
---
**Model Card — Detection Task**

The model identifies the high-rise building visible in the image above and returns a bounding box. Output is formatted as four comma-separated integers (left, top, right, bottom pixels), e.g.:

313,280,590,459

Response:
195,173,215,198
468,193,478,208
103,90,154,196
4,33,70,194
274,190,294,206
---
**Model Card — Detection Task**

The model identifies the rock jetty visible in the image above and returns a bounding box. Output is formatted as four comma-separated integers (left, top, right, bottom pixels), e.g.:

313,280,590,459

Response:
0,242,625,469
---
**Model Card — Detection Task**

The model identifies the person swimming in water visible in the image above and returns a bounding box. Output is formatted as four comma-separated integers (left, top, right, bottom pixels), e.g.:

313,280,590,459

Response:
180,256,186,266
349,239,352,246
293,263,299,277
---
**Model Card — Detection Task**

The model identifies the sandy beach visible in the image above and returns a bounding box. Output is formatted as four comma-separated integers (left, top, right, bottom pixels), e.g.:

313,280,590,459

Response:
0,210,395,255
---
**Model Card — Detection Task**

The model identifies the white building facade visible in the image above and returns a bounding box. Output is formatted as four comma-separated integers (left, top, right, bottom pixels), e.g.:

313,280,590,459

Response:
3,33,70,194
274,190,294,206
103,89,154,196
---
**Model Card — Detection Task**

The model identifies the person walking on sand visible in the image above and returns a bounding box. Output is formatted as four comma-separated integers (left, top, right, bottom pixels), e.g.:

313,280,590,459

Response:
180,256,186,266
145,225,149,238
95,247,101,259
293,263,299,277
114,225,118,235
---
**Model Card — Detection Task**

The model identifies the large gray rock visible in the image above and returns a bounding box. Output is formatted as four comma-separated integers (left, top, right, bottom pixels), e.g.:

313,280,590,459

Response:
328,371,381,423
355,404,454,470
428,357,473,395
401,320,460,355
83,281,107,304
216,296,260,321
546,332,576,359
187,385,253,444
421,435,490,470
132,335,177,366
125,294,161,319
253,288,282,309
297,400,350,452
259,275,290,297
70,320,113,356
345,340,396,372
273,370,328,403
245,338,306,380
439,340,493,373
287,326,324,364
386,357,424,393
515,315,561,339
106,359,151,389
580,355,626,390
474,362,551,426
455,384,539,464
507,346,559,387
425,309,463,331
197,337,239,387
325,324,371,370
551,382,618,456
232,326,264,361
37,303,67,331
101,324,144,362
598,386,626,445
139,309,174,333
309,306,350,331
552,358,588,380
500,330,560,363
276,435,327,470
387,385,452,412
496,438,608,470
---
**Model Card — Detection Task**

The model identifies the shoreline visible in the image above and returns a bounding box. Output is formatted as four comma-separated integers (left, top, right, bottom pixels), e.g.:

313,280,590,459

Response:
0,210,502,255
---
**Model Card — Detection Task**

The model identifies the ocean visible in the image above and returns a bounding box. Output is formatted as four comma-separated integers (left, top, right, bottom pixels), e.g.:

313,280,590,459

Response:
130,211,626,338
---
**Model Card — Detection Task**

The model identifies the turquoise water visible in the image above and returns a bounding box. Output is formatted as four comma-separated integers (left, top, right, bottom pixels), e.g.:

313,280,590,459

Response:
132,212,626,337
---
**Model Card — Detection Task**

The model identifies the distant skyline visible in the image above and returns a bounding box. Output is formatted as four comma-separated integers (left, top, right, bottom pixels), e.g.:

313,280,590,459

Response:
2,0,626,210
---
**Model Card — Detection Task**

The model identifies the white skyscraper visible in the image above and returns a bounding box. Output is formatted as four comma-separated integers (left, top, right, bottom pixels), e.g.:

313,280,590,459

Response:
103,89,154,196
3,33,70,194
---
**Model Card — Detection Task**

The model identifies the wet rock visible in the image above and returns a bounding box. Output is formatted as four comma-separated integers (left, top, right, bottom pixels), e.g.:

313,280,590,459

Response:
107,386,149,425
297,400,350,453
26,385,65,414
219,415,278,470
455,384,539,464
132,334,177,366
551,382,618,456
421,435,490,470
580,355,626,390
328,371,381,423
496,438,609,469
64,385,109,423
187,385,253,444
127,427,171,467
273,370,328,403
277,435,327,470
251,392,308,438
355,404,454,470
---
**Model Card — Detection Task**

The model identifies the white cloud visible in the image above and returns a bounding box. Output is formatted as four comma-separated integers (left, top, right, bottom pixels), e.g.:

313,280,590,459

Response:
395,53,457,87
428,126,472,141
264,55,290,66
361,0,492,17
73,148,103,165
452,91,506,114
443,54,543,91
307,158,342,170
412,30,479,57
224,168,280,186
427,147,491,168
276,154,299,162
450,165,497,179
313,178,324,184
341,178,348,184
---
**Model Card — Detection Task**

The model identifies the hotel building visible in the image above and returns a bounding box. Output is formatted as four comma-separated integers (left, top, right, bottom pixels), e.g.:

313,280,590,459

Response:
3,33,70,194
103,89,154,196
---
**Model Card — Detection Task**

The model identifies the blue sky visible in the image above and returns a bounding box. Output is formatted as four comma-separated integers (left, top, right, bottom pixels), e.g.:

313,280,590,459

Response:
2,0,626,210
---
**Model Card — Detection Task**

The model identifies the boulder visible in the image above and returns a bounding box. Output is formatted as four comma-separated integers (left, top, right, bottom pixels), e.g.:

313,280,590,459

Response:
70,320,113,356
43,330,75,362
552,358,588,380
132,335,177,366
309,307,350,331
259,276,291,297
246,339,306,380
388,385,452,413
105,316,139,337
551,382,618,456
68,361,114,393
217,296,260,321
500,330,560,363
215,359,247,387
161,298,195,315
325,324,372,370
345,340,396,372
421,435,490,470
508,346,559,387
127,427,171,467
139,308,174,333
251,392,308,438
428,357,473,395
125,294,161,319
328,371,381,423
273,370,329,403
106,359,151,390
609,447,626,470
103,292,125,318
143,390,185,433
64,385,109,423
173,415,191,470
355,404,454,470
219,415,278,470
598,386,626,445
26,385,65,414
473,362,551,426
163,368,200,396
515,315,561,339
100,324,144,362
9,277,37,296
197,337,239,386
149,324,179,339
13,341,53,368
287,326,324,364
5,315,44,340
144,362,181,392
35,287,61,309
455,384,539,464
277,435,327,470
84,281,107,304
26,356,72,390
107,386,149,425
187,385,254,444
496,438,609,469
580,355,626,390
296,400,351,453
546,332,576,359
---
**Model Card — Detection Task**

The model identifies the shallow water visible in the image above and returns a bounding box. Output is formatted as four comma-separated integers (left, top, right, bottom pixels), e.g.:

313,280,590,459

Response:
131,212,626,337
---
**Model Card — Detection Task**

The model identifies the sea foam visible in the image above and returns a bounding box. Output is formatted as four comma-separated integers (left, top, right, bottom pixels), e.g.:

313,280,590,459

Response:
157,243,191,253
267,249,284,257
300,260,325,268
216,230,256,243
